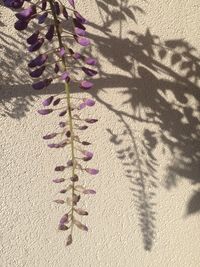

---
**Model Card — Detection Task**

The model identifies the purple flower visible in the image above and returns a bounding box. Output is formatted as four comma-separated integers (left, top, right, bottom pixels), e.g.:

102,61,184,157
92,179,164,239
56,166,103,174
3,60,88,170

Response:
82,67,97,77
82,151,93,161
38,12,48,24
53,178,65,183
45,25,54,41
53,98,61,106
70,175,79,182
68,0,75,8
59,110,67,117
41,0,47,10
27,30,39,45
78,102,86,110
85,168,99,175
74,11,87,24
85,57,97,66
54,63,59,73
32,78,52,90
4,0,24,9
29,66,45,78
15,6,36,21
59,47,65,57
28,38,44,52
61,72,70,81
80,80,93,90
28,54,48,68
75,36,90,46
84,98,95,106
54,1,60,15
43,133,57,139
42,96,54,106
14,20,28,31
75,27,86,36
62,7,69,19
37,109,53,115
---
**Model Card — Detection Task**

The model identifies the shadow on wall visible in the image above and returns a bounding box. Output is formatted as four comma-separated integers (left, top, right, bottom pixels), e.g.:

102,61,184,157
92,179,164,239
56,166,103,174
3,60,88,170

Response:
0,0,200,251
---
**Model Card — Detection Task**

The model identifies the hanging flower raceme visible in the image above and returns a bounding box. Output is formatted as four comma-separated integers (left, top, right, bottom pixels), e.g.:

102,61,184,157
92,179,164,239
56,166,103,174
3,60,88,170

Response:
11,0,99,246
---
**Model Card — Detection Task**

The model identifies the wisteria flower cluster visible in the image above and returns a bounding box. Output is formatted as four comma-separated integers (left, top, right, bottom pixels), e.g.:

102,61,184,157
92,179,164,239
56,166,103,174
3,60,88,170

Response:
5,0,99,246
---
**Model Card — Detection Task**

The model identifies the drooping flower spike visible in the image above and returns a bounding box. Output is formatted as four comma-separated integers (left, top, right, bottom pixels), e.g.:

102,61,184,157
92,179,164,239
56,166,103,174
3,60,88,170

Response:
10,0,98,246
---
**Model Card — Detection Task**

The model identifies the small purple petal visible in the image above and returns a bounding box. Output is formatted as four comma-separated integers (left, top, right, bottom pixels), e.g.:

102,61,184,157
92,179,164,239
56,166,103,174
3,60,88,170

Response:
29,66,45,78
84,98,95,106
32,78,52,90
78,102,86,110
85,168,99,175
75,36,90,46
85,57,97,66
14,20,28,31
59,47,65,57
15,6,36,21
70,175,79,182
59,110,67,117
28,54,48,68
41,0,47,10
82,67,97,77
27,30,39,45
54,2,60,15
82,151,93,161
68,0,75,8
42,96,54,106
37,109,53,115
53,98,61,106
45,25,54,41
28,38,44,52
53,178,65,183
38,12,48,24
54,63,59,73
79,125,88,130
74,11,87,24
80,80,93,90
75,27,86,36
61,72,70,81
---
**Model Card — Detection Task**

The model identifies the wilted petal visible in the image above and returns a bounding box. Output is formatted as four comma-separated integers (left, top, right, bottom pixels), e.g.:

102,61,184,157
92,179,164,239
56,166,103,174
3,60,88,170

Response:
41,0,47,10
37,109,53,115
85,168,99,175
58,224,69,231
80,80,93,90
53,199,65,204
79,125,88,130
59,121,67,128
55,166,66,171
54,63,59,73
70,174,79,182
54,1,60,15
60,214,69,224
43,132,57,139
52,178,65,183
29,66,45,78
74,208,88,216
83,189,96,194
66,234,72,246
85,118,98,123
82,141,91,146
74,219,88,231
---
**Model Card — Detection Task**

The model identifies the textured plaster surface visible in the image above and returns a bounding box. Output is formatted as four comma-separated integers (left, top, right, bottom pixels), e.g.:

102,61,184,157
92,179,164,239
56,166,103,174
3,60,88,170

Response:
0,1,200,266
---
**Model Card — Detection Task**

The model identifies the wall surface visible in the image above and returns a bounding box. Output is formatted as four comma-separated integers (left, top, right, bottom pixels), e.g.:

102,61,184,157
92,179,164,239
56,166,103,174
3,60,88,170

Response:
0,1,200,266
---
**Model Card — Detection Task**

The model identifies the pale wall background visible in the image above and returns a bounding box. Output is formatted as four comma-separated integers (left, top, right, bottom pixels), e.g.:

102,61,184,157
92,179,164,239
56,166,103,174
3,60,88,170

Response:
0,1,200,266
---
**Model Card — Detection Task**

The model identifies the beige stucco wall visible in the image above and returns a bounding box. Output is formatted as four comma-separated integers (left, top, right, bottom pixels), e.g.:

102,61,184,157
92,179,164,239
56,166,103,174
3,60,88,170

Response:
1,0,200,266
